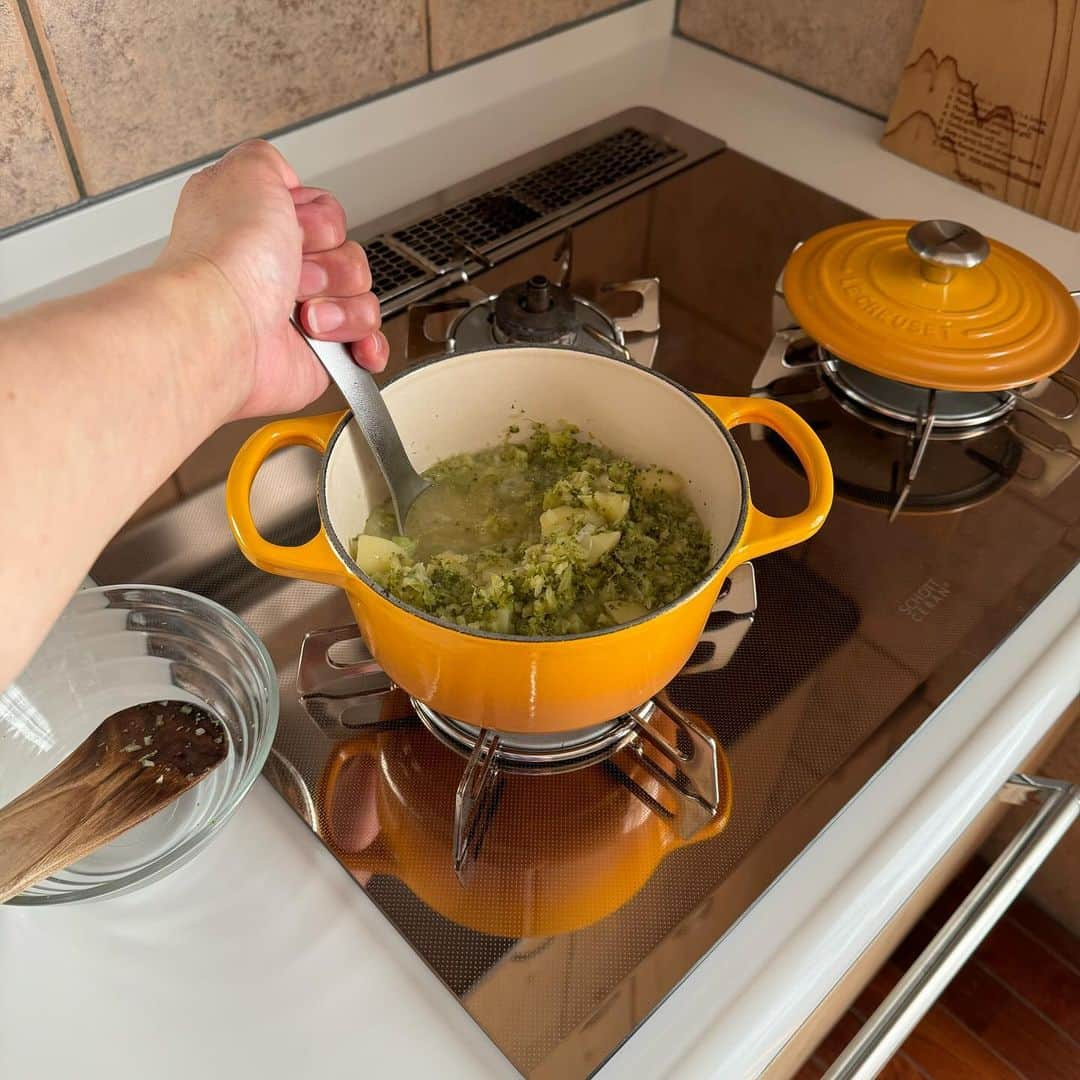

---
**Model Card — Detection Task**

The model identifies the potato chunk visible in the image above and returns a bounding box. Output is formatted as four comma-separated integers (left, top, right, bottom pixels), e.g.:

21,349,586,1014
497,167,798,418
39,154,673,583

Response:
582,530,621,565
592,491,630,524
604,600,648,624
539,505,605,537
353,535,405,580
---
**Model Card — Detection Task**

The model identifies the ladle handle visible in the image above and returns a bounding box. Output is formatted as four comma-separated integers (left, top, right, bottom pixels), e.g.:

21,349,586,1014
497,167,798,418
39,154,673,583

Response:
289,311,425,533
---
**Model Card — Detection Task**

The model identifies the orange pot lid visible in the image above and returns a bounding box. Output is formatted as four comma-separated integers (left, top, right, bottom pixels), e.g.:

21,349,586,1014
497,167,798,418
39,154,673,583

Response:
783,219,1080,392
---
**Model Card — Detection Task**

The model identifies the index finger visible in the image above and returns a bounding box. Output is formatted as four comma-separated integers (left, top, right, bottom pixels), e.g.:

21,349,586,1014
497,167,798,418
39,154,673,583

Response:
295,192,347,254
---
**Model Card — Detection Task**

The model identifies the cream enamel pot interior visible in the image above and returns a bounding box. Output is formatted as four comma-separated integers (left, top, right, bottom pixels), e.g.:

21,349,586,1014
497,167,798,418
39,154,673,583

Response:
227,347,833,733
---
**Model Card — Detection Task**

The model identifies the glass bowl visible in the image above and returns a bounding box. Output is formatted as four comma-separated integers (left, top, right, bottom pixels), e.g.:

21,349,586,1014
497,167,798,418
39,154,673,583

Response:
0,585,278,904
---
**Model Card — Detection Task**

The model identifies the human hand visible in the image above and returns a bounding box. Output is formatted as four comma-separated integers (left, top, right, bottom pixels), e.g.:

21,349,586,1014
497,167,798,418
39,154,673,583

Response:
159,139,387,420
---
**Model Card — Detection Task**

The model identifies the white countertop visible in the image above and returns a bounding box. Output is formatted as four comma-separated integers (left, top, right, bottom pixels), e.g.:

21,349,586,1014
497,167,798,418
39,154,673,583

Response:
2,3,1078,1077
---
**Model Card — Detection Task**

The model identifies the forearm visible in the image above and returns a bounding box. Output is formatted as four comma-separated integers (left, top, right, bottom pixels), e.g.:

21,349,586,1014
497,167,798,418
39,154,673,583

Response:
0,138,381,689
0,257,250,686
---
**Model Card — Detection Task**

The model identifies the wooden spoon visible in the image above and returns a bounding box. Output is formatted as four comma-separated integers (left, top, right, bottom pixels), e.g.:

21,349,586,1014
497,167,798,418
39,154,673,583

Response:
0,700,228,902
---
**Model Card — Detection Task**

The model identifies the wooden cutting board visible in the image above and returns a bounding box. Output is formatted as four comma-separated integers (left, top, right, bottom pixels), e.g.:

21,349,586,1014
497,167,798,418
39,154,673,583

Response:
881,0,1080,231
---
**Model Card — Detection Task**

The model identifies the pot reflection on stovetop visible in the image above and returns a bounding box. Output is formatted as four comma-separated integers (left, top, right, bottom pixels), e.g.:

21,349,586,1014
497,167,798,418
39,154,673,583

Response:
287,550,860,1074
316,691,733,940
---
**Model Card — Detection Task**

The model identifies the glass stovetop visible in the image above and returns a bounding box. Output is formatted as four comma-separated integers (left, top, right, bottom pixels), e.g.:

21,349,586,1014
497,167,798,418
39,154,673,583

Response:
93,113,1080,1079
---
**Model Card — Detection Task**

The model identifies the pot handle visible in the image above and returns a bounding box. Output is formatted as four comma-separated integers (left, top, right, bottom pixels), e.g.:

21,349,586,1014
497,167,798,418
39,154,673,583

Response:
697,395,834,564
319,740,397,877
225,410,351,587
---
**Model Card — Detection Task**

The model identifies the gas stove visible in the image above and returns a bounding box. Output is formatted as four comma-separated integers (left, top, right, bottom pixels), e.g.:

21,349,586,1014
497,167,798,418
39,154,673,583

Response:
92,108,1080,1079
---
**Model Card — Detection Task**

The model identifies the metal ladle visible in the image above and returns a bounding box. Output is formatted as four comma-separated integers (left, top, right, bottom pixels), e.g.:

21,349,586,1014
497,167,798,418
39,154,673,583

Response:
290,310,429,534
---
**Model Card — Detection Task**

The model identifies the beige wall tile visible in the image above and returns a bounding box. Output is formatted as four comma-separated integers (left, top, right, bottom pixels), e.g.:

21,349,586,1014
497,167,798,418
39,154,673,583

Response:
679,0,925,117
29,0,428,195
429,0,624,70
0,4,77,228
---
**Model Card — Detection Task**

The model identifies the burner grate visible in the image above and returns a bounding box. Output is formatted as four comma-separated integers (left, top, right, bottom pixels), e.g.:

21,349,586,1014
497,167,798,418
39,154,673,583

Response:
510,127,680,212
364,238,430,299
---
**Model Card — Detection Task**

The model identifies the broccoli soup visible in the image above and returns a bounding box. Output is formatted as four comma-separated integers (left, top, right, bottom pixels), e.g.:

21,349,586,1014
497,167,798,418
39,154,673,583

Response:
353,425,710,637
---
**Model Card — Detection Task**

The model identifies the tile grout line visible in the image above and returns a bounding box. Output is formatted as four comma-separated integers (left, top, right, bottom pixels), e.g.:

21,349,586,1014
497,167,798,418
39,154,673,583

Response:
671,27,890,123
14,0,87,199
424,0,433,73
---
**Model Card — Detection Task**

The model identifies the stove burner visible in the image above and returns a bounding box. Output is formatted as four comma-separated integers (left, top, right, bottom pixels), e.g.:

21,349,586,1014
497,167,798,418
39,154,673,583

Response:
752,339,1024,516
492,275,579,345
406,230,661,366
441,280,643,362
821,356,1015,437
413,701,638,772
763,419,1021,515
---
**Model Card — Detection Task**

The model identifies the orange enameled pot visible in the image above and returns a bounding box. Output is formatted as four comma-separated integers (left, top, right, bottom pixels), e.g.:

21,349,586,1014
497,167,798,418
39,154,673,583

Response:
782,218,1080,391
226,347,832,733
317,691,734,937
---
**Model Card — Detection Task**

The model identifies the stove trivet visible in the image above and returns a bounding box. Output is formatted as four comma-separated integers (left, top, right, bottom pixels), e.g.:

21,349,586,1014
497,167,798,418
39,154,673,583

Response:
297,564,756,880
406,229,661,367
755,257,1080,518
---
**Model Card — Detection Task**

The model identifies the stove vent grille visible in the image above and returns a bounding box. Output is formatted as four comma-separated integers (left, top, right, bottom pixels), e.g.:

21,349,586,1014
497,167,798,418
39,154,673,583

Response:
391,188,542,272
363,125,684,307
510,126,679,212
364,238,430,298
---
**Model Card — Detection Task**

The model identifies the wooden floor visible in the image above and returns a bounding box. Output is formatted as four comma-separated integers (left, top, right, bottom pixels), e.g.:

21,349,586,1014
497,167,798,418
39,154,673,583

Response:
798,861,1080,1079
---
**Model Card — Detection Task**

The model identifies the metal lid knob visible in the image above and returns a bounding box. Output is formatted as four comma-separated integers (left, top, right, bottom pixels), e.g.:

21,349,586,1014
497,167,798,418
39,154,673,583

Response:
907,220,990,284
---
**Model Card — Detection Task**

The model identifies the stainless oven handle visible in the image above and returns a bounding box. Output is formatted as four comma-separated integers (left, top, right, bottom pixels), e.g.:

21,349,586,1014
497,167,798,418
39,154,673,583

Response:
824,773,1080,1080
